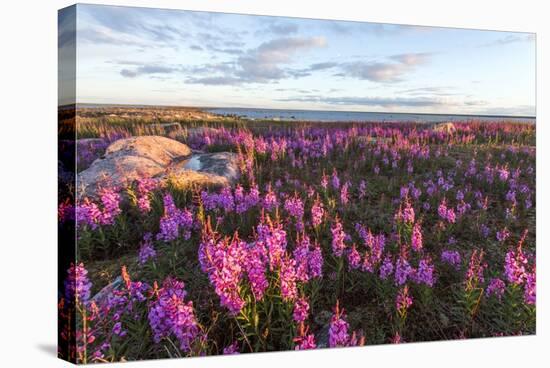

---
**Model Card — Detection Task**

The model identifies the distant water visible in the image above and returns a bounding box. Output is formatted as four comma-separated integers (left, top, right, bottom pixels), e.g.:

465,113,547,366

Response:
206,107,536,124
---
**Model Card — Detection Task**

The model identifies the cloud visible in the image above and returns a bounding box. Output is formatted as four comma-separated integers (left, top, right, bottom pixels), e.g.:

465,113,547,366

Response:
77,26,156,48
286,53,432,83
58,6,77,49
79,4,250,53
277,95,449,108
308,62,340,71
185,36,327,85
479,105,535,116
192,32,246,55
337,53,431,82
398,86,458,96
480,33,535,47
391,52,431,65
276,94,493,111
329,22,428,37
117,62,179,78
80,5,189,48
185,76,243,85
265,22,299,35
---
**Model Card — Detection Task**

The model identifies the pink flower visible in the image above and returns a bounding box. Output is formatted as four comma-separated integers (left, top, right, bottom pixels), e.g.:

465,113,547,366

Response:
331,218,347,257
396,285,413,315
280,256,298,301
311,197,325,228
347,244,362,270
294,324,317,350
411,222,423,252
328,302,350,348
293,298,310,322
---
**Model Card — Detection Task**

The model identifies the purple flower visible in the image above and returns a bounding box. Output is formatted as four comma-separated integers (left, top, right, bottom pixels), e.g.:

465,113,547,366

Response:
280,256,298,301
76,199,102,229
112,322,125,337
199,231,246,315
223,341,240,355
441,250,461,269
64,263,92,303
414,258,435,287
157,194,194,242
308,245,324,279
135,177,156,214
480,224,490,238
218,187,235,212
244,242,269,301
359,180,367,199
257,217,287,270
379,255,394,280
284,194,305,230
395,257,413,286
524,271,536,305
293,297,310,322
235,184,260,213
58,201,74,223
138,233,156,265
486,278,506,300
331,169,340,190
496,228,511,243
347,245,362,270
294,234,323,281
98,188,122,226
148,277,200,352
396,199,415,225
328,302,350,348
262,184,279,211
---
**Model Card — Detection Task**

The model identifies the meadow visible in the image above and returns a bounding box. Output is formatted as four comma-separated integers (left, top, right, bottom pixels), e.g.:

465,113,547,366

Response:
58,109,536,363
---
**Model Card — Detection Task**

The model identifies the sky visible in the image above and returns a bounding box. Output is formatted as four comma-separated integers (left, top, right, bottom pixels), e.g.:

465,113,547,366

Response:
59,4,536,116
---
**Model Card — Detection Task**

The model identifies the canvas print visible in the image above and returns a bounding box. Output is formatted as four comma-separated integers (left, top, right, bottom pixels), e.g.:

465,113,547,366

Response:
58,3,536,364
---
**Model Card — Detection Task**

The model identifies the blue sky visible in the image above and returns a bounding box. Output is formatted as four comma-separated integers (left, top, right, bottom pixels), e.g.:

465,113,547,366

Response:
61,4,536,116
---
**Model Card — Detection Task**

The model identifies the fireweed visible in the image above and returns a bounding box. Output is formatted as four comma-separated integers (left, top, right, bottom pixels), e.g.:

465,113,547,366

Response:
157,193,194,242
60,121,535,360
148,277,202,354
328,301,364,348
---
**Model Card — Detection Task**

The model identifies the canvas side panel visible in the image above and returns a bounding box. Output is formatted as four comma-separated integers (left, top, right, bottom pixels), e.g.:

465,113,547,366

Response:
58,4,77,364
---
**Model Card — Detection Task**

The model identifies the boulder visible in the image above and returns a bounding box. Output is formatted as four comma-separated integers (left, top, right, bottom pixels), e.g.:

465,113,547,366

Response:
91,276,123,305
105,136,192,166
77,135,239,199
185,126,220,137
168,152,240,188
432,122,456,134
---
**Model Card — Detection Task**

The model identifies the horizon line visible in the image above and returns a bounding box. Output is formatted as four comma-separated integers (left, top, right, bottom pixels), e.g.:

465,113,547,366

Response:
63,102,537,119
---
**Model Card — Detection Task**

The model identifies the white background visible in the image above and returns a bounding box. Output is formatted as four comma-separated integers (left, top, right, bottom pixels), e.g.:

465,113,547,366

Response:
0,0,547,367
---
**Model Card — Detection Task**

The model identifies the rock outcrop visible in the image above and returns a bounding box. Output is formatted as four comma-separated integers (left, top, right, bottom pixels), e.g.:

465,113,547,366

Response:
77,136,239,199
432,122,456,134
